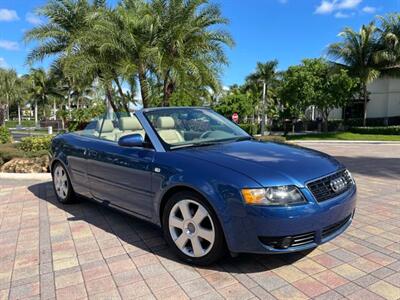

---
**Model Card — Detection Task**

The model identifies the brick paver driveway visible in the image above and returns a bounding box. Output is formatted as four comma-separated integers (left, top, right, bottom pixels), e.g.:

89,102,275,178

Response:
0,142,399,300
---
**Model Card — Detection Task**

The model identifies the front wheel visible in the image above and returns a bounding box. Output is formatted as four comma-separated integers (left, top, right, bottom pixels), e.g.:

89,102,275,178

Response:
52,162,75,204
162,191,226,265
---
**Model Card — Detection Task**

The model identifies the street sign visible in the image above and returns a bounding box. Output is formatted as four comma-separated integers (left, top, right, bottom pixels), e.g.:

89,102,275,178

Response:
232,112,239,123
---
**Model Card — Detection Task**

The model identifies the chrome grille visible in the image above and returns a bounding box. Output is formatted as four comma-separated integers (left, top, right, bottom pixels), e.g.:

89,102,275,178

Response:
307,170,354,202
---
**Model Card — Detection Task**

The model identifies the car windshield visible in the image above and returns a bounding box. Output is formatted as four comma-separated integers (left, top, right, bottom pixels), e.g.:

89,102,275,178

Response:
144,108,251,149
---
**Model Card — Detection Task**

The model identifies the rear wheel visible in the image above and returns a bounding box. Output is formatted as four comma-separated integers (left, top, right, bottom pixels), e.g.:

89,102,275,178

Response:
162,191,226,265
52,162,75,204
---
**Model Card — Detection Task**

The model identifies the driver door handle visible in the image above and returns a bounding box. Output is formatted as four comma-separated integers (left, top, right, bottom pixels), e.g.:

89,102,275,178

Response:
87,150,98,157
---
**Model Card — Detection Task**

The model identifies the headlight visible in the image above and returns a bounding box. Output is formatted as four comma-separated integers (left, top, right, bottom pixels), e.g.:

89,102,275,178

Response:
242,186,306,206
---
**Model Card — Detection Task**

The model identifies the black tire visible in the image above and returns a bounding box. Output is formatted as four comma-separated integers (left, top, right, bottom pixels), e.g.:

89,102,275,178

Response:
51,162,76,204
162,191,227,265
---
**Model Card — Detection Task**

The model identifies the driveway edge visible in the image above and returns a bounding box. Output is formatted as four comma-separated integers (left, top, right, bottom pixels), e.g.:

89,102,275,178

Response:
0,172,51,180
290,140,400,144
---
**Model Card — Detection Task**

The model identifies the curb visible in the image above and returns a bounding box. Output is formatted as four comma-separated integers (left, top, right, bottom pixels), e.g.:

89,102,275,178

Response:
0,173,51,180
290,140,400,145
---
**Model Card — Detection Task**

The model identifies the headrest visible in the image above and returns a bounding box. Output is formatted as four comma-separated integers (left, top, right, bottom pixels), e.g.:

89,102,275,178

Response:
157,116,175,129
120,117,142,131
96,119,114,133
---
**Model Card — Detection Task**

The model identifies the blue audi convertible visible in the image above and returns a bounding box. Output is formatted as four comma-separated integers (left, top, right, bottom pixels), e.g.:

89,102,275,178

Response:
51,107,356,265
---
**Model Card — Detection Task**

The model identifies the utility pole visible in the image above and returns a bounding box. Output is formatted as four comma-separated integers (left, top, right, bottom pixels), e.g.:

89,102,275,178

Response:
261,80,267,136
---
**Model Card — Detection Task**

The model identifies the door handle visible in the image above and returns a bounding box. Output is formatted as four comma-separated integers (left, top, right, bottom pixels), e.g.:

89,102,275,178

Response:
88,150,98,157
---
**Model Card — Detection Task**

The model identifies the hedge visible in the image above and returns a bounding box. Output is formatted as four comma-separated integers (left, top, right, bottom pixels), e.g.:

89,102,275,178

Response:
349,126,400,135
257,135,286,143
18,135,53,152
239,123,259,135
0,126,12,144
0,143,49,166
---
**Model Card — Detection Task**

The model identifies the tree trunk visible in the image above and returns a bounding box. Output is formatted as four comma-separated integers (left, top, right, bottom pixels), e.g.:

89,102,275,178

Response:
114,78,130,113
67,88,72,119
138,65,149,108
59,104,65,130
362,82,368,127
6,98,9,121
18,104,21,126
162,70,172,107
0,105,5,126
34,99,38,128
53,99,57,120
323,117,329,132
105,86,119,113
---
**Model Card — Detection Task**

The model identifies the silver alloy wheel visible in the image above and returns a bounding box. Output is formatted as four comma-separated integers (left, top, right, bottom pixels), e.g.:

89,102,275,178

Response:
168,199,215,258
53,165,68,200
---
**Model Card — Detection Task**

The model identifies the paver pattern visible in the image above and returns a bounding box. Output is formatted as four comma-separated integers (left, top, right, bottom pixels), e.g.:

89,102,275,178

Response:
0,142,399,300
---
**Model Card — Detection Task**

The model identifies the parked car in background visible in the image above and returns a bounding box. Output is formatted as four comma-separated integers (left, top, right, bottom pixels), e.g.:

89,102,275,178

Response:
51,107,357,265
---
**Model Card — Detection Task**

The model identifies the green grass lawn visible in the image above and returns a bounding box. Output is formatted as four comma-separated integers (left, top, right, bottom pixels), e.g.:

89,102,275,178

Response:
11,129,50,135
286,132,400,141
5,120,35,128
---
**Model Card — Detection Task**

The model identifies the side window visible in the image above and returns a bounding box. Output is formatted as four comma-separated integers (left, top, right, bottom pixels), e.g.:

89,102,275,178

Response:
97,112,146,143
117,114,145,140
74,117,102,138
98,112,121,142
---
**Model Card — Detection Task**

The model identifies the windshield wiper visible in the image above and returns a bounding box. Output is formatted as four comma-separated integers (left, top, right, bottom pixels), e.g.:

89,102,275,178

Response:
170,136,253,150
170,141,223,150
230,136,253,142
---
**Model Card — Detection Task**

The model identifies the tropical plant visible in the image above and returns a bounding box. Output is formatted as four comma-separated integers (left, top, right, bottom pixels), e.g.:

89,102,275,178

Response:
18,135,53,152
149,0,234,106
279,59,359,132
215,86,253,120
246,60,279,131
26,69,49,126
376,13,400,77
0,68,19,122
24,0,92,65
328,23,382,126
0,126,12,144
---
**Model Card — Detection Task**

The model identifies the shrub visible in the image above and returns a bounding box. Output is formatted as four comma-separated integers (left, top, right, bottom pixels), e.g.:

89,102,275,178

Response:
0,126,12,144
18,135,52,152
66,104,105,132
257,135,286,143
349,126,400,135
0,143,24,165
239,123,259,135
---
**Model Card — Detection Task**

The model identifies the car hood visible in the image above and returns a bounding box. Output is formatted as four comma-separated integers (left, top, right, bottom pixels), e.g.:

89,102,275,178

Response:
177,140,343,187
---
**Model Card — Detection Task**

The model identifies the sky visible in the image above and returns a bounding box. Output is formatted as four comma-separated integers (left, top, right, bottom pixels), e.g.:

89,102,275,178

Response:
0,0,399,86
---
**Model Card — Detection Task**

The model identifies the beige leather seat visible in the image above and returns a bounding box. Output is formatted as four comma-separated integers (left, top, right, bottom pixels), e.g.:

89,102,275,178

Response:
117,116,145,139
96,119,119,141
156,116,184,144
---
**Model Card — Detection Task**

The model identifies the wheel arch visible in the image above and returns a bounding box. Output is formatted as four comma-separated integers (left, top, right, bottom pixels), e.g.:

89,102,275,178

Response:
158,185,210,225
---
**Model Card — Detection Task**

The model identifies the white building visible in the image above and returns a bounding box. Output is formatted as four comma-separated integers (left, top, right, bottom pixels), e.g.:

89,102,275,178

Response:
328,77,400,123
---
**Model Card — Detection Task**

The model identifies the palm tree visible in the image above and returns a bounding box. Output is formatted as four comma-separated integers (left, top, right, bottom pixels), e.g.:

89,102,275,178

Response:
149,0,234,106
27,68,62,126
74,0,157,108
24,0,91,65
0,69,19,122
246,60,279,133
25,0,123,112
14,75,32,126
377,13,400,77
328,23,382,126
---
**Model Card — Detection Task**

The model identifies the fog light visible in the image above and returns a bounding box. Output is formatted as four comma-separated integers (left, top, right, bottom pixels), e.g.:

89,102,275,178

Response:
280,237,292,249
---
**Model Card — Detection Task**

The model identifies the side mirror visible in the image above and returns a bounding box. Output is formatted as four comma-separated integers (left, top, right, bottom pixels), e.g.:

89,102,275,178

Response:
118,134,144,147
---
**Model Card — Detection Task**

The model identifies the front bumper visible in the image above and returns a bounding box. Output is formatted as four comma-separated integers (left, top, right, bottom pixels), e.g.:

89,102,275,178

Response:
225,185,357,254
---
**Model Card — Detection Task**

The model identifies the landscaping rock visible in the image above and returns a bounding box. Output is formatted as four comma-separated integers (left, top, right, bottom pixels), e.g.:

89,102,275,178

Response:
0,155,50,173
